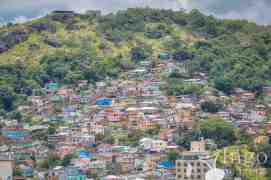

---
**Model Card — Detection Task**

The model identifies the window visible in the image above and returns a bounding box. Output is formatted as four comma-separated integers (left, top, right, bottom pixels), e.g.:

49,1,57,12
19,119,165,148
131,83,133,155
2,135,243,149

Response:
197,168,201,173
178,175,182,178
197,175,201,179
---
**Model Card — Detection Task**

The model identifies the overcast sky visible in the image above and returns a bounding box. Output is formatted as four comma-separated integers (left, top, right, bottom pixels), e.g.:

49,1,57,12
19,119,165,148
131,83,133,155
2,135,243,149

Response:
0,0,271,25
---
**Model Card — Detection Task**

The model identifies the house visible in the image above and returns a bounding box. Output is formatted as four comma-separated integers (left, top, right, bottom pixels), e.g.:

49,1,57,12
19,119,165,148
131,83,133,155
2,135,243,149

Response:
158,52,170,60
150,140,168,153
137,119,160,130
234,88,256,103
52,10,76,14
184,78,205,86
112,146,130,153
30,96,49,114
60,167,87,180
96,81,106,87
263,87,271,97
55,145,77,158
1,128,30,140
47,82,60,91
20,165,33,177
48,134,67,145
71,134,95,145
190,140,206,152
102,175,122,180
96,98,113,106
174,102,197,129
175,155,212,180
57,88,70,97
139,138,167,153
77,80,88,88
255,135,268,144
93,124,105,135
159,129,175,142
97,144,113,153
157,160,176,177
0,158,14,180
175,141,214,180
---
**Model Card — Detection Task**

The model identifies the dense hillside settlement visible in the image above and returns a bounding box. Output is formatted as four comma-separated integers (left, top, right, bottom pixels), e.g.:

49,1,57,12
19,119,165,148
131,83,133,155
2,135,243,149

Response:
1,9,271,179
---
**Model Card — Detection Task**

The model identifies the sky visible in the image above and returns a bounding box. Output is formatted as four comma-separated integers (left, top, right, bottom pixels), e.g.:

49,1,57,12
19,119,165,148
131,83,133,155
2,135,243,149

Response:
0,0,271,25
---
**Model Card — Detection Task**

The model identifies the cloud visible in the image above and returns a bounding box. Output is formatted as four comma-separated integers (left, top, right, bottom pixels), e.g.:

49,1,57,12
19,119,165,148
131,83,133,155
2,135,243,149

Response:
187,0,271,25
0,0,270,25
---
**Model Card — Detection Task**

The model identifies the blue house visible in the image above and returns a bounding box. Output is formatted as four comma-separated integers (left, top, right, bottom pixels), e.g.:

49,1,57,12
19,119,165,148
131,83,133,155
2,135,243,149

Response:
2,130,29,139
158,52,170,60
22,166,33,177
96,98,112,106
157,160,175,170
78,150,95,158
47,82,59,91
61,167,87,180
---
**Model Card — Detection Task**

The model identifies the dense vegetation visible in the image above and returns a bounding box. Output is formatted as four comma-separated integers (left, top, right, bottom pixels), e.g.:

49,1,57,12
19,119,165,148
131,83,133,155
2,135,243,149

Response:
0,8,271,112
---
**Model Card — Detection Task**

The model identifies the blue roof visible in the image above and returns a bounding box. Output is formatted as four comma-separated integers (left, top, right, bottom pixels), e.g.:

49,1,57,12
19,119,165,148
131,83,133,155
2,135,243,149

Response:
88,143,96,148
79,150,96,158
79,150,89,158
157,160,175,169
64,107,75,113
22,166,33,177
47,83,59,90
2,131,29,139
65,167,86,176
96,98,112,106
159,52,170,60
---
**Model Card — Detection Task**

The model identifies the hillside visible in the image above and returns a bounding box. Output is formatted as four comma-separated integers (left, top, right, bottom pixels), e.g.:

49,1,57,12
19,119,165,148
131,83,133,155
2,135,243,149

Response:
0,8,271,112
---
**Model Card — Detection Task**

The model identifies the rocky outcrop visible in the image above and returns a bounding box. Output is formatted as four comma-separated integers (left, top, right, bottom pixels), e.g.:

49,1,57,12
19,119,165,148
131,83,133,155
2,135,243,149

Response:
30,22,56,33
0,30,30,54
0,41,8,53
50,11,77,24
28,43,40,51
65,23,81,31
0,19,58,54
43,37,62,48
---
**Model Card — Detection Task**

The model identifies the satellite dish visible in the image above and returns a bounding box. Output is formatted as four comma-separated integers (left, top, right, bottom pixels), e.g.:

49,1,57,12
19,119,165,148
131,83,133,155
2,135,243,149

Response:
205,168,225,180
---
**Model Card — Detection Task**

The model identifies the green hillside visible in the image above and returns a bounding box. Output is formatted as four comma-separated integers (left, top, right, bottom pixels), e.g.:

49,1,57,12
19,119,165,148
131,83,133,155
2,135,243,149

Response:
0,8,271,112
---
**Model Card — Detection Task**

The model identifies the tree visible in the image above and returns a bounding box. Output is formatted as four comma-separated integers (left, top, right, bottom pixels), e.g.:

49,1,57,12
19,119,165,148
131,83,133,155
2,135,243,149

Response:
172,50,193,62
48,126,56,135
255,143,271,168
166,78,202,96
200,101,222,113
61,154,74,167
189,9,206,28
199,118,236,147
130,47,149,62
0,86,15,111
14,166,23,176
145,124,161,136
174,126,201,149
47,154,61,168
167,150,178,162
214,77,234,95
